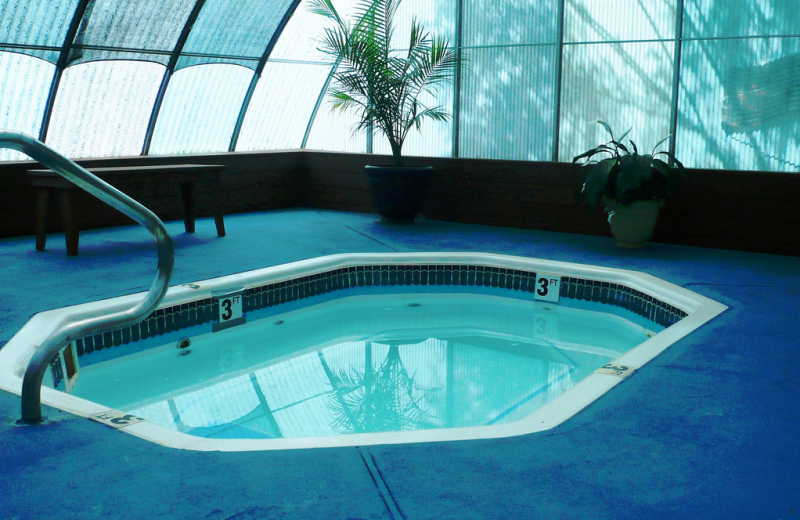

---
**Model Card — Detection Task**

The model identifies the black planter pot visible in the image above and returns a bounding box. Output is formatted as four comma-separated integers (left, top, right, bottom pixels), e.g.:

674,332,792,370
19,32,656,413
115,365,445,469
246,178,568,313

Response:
366,165,432,224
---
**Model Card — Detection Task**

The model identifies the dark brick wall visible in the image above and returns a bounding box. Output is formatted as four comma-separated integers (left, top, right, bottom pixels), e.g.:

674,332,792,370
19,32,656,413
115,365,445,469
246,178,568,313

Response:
657,168,800,255
301,151,800,256
2,149,798,256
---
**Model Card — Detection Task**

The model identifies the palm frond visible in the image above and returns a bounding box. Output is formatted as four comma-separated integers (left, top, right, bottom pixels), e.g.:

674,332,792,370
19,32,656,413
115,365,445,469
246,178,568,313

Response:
308,0,345,26
311,0,460,163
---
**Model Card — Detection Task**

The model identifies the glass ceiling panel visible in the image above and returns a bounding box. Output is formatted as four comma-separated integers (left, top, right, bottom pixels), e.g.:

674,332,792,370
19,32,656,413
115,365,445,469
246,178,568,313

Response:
0,0,79,62
175,55,261,70
46,60,164,158
269,0,353,63
0,52,55,161
305,98,366,154
237,61,331,151
66,0,197,66
462,0,560,48
684,0,800,39
150,64,254,155
676,37,800,171
558,41,674,162
304,59,366,153
0,45,59,64
177,0,294,70
565,0,677,43
459,45,558,161
391,0,456,50
69,51,176,66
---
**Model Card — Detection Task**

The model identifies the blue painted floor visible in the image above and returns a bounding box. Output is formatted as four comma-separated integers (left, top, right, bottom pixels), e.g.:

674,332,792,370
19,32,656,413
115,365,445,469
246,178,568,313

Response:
1,209,798,519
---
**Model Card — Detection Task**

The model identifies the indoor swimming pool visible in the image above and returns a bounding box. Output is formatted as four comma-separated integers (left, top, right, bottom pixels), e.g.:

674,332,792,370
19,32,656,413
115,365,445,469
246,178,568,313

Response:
0,253,727,451
71,291,656,440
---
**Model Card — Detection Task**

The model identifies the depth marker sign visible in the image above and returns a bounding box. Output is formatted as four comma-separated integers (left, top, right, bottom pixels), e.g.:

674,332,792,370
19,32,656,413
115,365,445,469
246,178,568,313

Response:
90,411,145,429
534,273,561,303
213,287,246,332
596,364,636,378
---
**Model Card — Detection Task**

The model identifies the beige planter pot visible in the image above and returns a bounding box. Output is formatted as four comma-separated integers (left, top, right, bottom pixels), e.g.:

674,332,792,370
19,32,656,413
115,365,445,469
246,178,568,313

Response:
604,199,663,248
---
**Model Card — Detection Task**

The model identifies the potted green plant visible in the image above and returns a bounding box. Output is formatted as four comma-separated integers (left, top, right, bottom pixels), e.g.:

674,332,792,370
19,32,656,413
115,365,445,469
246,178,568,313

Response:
574,121,687,248
310,0,460,224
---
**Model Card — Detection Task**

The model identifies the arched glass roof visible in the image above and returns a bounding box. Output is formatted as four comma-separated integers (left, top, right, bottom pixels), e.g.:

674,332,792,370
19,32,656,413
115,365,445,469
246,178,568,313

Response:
1,0,798,171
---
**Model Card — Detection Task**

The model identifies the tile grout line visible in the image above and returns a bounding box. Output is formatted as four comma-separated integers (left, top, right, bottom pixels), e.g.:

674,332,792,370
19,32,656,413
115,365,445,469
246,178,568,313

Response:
358,446,404,520
313,210,400,252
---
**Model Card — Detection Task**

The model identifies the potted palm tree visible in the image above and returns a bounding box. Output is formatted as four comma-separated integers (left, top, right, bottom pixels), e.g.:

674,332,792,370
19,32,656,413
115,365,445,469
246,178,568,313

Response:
310,0,460,224
574,121,687,248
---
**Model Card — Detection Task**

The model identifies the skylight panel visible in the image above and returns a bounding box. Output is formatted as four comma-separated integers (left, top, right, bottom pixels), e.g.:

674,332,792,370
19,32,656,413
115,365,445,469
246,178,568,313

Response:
46,60,164,158
66,0,197,65
0,51,55,161
0,0,78,62
150,64,254,155
237,61,331,151
177,0,294,70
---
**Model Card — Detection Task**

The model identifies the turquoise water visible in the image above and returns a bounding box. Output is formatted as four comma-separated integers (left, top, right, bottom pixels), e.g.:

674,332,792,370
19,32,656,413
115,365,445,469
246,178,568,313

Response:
72,292,654,439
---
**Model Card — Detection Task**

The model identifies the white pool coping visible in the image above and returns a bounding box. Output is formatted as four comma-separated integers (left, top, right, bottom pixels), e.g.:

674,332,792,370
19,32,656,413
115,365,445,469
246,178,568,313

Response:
0,252,727,451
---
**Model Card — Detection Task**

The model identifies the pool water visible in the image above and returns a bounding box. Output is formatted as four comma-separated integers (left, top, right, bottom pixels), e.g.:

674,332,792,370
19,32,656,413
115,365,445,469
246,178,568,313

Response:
71,292,655,440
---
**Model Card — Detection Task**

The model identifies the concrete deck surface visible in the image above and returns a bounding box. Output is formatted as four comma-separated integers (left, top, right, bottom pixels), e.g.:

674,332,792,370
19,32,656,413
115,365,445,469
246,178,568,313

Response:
1,209,798,519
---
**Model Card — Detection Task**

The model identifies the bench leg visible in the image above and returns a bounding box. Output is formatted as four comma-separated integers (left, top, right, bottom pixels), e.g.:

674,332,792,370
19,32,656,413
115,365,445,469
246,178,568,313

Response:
213,214,226,237
179,182,196,233
35,188,50,251
59,190,80,256
207,176,226,237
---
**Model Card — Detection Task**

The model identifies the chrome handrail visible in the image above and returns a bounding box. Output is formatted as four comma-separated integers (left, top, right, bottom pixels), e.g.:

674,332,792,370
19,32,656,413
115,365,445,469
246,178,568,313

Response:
0,131,174,423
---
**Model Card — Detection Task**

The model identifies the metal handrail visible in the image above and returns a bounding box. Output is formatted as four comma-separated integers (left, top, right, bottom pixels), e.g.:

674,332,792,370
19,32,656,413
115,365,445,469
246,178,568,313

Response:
0,131,174,423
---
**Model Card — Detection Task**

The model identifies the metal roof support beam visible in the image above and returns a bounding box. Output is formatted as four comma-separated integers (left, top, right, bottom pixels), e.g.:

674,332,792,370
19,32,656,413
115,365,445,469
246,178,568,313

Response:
301,58,341,149
141,0,208,156
228,0,303,152
668,0,685,165
452,0,464,158
551,0,566,162
229,76,260,151
38,0,93,144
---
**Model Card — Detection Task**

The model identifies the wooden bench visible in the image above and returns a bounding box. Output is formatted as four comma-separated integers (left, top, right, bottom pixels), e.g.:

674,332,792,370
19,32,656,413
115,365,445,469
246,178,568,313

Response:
27,164,226,255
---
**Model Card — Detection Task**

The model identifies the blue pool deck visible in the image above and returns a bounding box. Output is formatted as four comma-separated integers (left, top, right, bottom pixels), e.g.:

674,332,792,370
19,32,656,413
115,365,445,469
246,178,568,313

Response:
1,209,798,519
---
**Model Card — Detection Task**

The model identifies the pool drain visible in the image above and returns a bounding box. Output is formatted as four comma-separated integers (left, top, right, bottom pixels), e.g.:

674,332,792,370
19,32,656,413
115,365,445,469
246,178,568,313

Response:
407,303,421,307
177,338,191,349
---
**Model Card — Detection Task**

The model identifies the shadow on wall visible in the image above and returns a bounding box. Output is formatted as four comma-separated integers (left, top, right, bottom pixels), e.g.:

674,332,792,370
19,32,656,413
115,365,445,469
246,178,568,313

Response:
679,1,800,171
721,53,800,139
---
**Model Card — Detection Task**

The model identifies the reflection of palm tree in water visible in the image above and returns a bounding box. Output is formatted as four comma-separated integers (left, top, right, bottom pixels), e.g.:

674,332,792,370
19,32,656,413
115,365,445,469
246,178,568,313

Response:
324,343,433,434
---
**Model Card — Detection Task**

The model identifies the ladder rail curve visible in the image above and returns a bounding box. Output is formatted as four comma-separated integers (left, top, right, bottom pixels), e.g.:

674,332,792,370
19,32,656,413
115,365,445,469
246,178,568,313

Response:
0,131,174,424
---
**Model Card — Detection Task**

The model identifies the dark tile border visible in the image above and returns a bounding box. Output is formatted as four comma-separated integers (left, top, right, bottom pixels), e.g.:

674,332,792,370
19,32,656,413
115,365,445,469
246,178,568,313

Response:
559,277,686,329
72,264,688,360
